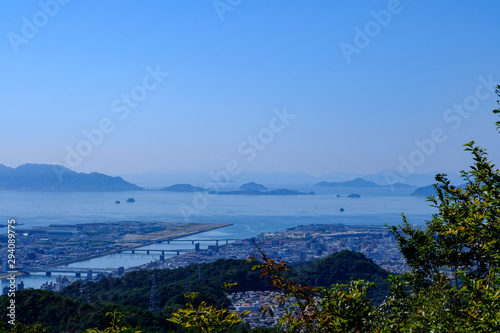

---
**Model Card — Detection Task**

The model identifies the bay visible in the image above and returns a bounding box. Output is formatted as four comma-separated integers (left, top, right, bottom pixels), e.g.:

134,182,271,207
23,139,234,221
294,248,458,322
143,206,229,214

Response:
1,186,435,289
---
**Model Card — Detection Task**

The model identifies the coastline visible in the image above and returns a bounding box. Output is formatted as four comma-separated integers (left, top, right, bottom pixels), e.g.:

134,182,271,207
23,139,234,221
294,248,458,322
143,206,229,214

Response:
45,222,232,268
0,222,232,279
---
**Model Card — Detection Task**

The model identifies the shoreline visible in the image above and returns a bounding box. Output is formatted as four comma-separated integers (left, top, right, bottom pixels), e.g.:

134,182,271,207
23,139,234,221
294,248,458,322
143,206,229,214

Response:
45,222,232,268
0,223,232,279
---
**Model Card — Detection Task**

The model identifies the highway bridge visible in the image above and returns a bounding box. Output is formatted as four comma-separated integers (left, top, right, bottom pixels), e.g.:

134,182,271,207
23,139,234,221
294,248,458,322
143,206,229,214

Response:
163,238,240,245
28,267,115,278
25,239,242,278
117,248,191,255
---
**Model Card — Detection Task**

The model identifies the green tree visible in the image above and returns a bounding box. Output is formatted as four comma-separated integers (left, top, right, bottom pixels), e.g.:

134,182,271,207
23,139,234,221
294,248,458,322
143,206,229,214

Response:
250,245,376,332
86,310,142,333
250,85,500,332
8,323,47,333
167,284,250,333
381,85,500,331
390,121,500,284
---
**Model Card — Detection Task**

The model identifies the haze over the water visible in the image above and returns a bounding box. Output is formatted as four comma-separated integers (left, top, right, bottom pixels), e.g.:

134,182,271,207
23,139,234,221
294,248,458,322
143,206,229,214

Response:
1,1,499,181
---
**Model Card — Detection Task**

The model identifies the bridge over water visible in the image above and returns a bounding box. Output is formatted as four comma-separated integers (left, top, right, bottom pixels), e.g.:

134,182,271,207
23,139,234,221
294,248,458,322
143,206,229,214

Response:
29,267,116,278
118,248,191,255
25,239,242,278
162,238,240,245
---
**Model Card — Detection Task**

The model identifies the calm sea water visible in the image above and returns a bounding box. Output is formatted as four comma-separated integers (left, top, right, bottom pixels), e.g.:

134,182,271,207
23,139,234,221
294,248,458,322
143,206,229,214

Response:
1,186,435,289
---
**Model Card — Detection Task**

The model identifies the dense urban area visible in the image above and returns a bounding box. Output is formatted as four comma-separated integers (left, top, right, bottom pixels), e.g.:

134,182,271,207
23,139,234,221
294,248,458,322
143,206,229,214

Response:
144,223,408,328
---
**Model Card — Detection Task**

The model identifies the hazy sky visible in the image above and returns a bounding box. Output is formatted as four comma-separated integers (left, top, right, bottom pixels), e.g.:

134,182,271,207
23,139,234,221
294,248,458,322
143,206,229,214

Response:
1,1,499,179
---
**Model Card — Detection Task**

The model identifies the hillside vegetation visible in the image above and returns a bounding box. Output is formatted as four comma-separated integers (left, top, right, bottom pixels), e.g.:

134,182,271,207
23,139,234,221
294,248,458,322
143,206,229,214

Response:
0,251,389,332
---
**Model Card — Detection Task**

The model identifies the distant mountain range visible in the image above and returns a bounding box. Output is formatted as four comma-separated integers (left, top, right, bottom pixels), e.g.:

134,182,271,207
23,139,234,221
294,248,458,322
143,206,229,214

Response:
0,162,315,194
0,164,143,191
361,171,462,188
314,177,412,188
122,169,462,189
2,163,454,195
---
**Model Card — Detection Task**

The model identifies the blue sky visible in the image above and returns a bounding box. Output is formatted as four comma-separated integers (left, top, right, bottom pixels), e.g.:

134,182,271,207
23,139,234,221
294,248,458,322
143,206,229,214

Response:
1,1,499,180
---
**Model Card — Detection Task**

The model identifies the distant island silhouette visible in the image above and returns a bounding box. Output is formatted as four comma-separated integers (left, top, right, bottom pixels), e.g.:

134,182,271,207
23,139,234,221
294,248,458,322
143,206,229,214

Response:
161,184,205,192
315,177,412,188
239,182,268,191
0,164,418,195
411,185,436,196
0,164,143,191
159,182,312,196
411,183,467,197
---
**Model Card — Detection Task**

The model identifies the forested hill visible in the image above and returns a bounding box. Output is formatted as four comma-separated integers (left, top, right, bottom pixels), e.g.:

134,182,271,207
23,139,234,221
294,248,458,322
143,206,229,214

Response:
293,250,390,303
60,258,270,314
60,251,390,311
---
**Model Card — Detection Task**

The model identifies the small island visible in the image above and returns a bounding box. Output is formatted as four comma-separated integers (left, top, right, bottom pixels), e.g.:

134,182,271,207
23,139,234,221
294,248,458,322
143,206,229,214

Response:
239,182,268,191
411,185,436,197
161,184,205,192
126,198,135,203
335,194,361,198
